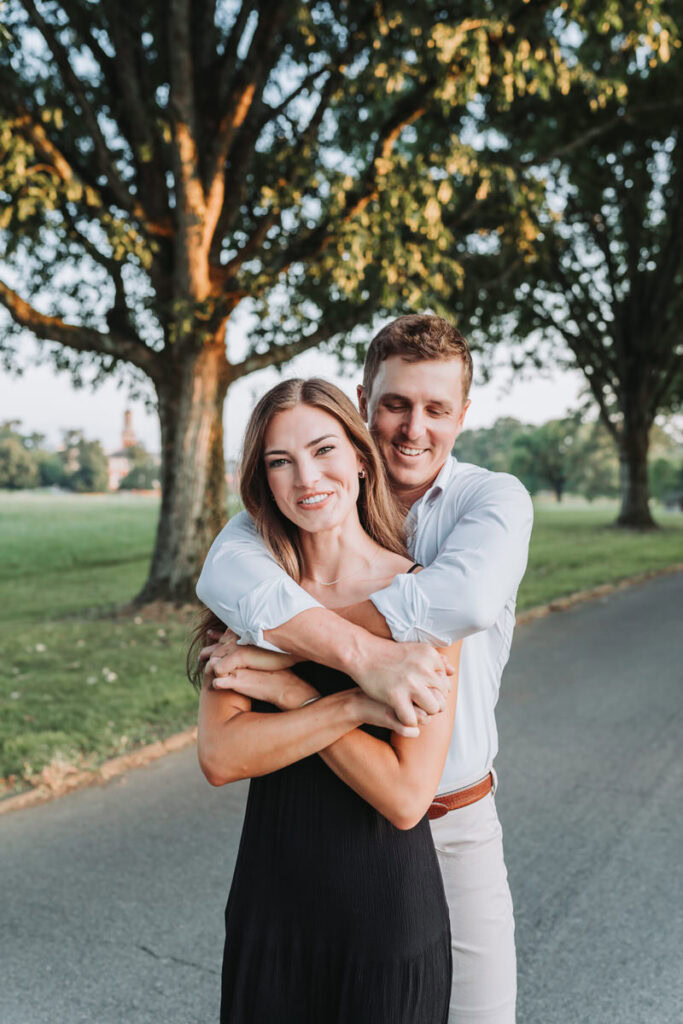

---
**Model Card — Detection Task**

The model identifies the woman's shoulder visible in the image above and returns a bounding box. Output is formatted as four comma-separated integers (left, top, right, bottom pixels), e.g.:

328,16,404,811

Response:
342,553,419,603
384,552,416,575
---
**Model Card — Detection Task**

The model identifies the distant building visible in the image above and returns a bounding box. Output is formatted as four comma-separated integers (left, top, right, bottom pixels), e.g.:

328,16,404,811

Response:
121,409,137,449
107,409,141,490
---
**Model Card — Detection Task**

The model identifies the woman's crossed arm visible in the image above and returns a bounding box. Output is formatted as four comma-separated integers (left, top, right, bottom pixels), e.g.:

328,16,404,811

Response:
198,641,460,831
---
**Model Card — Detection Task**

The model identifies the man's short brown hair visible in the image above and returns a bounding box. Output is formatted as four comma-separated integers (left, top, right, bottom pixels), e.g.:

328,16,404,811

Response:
363,314,473,401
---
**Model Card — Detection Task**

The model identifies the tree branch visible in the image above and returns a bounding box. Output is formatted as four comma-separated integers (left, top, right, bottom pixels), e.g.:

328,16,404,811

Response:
58,208,134,335
648,341,682,420
0,279,158,376
57,0,116,82
522,101,683,169
167,0,209,296
213,0,259,103
105,6,171,228
255,65,329,137
531,299,620,441
14,109,172,239
21,0,135,216
220,210,280,282
273,82,433,275
230,301,373,379
192,0,219,75
203,1,292,252
13,110,93,192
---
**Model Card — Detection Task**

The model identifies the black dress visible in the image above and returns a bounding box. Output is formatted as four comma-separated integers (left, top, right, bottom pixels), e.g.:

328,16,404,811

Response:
220,660,452,1024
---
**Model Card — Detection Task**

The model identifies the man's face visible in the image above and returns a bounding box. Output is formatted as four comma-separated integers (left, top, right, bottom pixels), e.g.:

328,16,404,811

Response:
358,356,470,501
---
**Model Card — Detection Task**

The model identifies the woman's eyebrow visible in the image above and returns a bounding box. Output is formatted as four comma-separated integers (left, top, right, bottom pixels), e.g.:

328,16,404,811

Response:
264,433,337,456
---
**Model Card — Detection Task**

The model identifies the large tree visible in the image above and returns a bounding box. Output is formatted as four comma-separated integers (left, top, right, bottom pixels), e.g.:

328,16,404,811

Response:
471,5,682,527
0,1,671,599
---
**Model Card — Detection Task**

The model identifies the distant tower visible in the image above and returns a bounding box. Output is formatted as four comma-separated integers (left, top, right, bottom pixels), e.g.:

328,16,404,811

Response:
121,408,137,449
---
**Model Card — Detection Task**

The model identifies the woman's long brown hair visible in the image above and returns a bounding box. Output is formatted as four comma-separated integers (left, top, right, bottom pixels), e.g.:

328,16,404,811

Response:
187,377,407,688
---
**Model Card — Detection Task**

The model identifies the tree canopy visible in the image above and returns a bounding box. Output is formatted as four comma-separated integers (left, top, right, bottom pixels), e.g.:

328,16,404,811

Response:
455,1,682,525
0,1,676,597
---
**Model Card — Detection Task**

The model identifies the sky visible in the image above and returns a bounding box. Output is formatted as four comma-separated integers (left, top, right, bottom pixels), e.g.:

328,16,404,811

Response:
0,340,587,459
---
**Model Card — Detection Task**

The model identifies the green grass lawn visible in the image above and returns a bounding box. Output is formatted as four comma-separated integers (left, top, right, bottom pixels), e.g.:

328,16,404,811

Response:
520,501,683,609
1,491,681,792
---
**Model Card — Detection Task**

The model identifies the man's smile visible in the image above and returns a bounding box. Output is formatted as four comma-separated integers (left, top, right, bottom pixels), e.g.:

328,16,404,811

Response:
393,443,427,458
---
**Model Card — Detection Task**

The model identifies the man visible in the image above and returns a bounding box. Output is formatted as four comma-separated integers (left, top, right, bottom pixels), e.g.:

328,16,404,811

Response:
197,314,533,1024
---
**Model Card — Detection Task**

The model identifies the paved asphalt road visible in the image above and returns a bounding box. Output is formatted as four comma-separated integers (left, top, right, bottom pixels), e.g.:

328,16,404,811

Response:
2,572,682,1024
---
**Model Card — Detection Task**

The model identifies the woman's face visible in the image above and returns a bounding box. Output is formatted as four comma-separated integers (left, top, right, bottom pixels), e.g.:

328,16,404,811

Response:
263,404,364,535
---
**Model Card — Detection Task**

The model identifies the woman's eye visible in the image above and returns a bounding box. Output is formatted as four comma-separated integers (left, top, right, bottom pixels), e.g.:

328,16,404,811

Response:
316,445,334,456
268,458,288,468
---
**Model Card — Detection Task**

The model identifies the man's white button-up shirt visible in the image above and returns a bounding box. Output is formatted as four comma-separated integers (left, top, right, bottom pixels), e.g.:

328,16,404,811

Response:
196,456,533,792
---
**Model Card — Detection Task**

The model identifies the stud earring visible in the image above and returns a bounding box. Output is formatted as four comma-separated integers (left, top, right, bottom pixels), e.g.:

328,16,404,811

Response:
358,469,366,479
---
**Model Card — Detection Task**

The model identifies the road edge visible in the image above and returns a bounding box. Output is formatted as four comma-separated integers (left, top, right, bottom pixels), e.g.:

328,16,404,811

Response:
2,562,681,817
515,561,683,625
0,727,198,816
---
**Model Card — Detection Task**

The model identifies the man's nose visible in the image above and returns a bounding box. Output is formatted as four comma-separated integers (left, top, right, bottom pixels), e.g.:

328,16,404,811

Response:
402,408,426,440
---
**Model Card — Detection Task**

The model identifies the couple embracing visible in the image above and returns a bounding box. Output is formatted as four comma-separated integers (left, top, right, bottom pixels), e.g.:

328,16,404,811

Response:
190,314,533,1023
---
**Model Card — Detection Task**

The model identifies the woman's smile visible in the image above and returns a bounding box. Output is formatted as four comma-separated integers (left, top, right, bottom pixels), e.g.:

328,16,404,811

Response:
297,491,334,508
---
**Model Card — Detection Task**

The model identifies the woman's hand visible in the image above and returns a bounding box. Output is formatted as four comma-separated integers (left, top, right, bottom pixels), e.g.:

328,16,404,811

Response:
348,689,423,738
201,628,298,681
212,666,319,711
210,667,422,738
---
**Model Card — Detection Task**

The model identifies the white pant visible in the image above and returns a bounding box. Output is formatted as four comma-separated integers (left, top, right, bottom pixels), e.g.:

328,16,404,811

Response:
430,792,517,1024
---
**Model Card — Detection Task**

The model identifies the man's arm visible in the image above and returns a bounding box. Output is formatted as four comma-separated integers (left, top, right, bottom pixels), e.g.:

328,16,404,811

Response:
367,473,534,646
196,510,322,653
197,512,453,726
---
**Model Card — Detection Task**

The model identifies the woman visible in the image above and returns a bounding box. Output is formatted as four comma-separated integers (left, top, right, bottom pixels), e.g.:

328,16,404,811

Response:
190,378,461,1024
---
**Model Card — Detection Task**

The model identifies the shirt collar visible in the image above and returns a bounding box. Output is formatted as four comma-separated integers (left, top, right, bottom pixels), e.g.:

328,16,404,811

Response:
409,456,456,517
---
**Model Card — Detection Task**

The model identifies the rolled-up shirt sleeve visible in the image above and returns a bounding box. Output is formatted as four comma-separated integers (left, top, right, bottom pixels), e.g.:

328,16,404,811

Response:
370,474,533,646
195,511,322,652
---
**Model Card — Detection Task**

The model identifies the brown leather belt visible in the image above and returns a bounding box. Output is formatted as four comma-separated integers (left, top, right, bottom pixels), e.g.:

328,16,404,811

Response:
428,772,494,820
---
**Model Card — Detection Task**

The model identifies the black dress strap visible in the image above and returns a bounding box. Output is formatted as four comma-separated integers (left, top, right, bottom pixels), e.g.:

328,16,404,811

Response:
407,562,422,573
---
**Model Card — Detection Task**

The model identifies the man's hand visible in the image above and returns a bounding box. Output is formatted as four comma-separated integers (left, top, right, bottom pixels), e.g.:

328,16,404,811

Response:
352,637,455,729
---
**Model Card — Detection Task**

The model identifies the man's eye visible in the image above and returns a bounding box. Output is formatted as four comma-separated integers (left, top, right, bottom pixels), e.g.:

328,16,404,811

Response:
384,403,406,411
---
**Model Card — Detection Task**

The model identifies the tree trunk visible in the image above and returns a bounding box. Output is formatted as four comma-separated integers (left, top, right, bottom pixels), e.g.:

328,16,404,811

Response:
616,401,656,529
136,339,231,603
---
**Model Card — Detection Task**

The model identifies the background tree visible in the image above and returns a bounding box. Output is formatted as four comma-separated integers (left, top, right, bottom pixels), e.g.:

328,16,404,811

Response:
0,432,39,487
649,456,683,507
509,415,586,501
0,1,672,598
119,444,160,491
454,417,530,473
484,9,682,527
66,435,108,492
573,421,620,503
36,449,68,487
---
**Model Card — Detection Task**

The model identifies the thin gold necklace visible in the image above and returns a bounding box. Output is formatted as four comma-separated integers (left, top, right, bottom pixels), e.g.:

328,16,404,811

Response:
310,558,378,587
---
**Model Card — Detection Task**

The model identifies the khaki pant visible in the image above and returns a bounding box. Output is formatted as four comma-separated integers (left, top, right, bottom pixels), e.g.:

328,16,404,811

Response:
430,792,517,1024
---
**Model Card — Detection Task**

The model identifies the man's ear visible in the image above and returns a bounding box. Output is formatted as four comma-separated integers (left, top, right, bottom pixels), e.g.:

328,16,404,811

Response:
357,384,369,421
453,398,471,441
